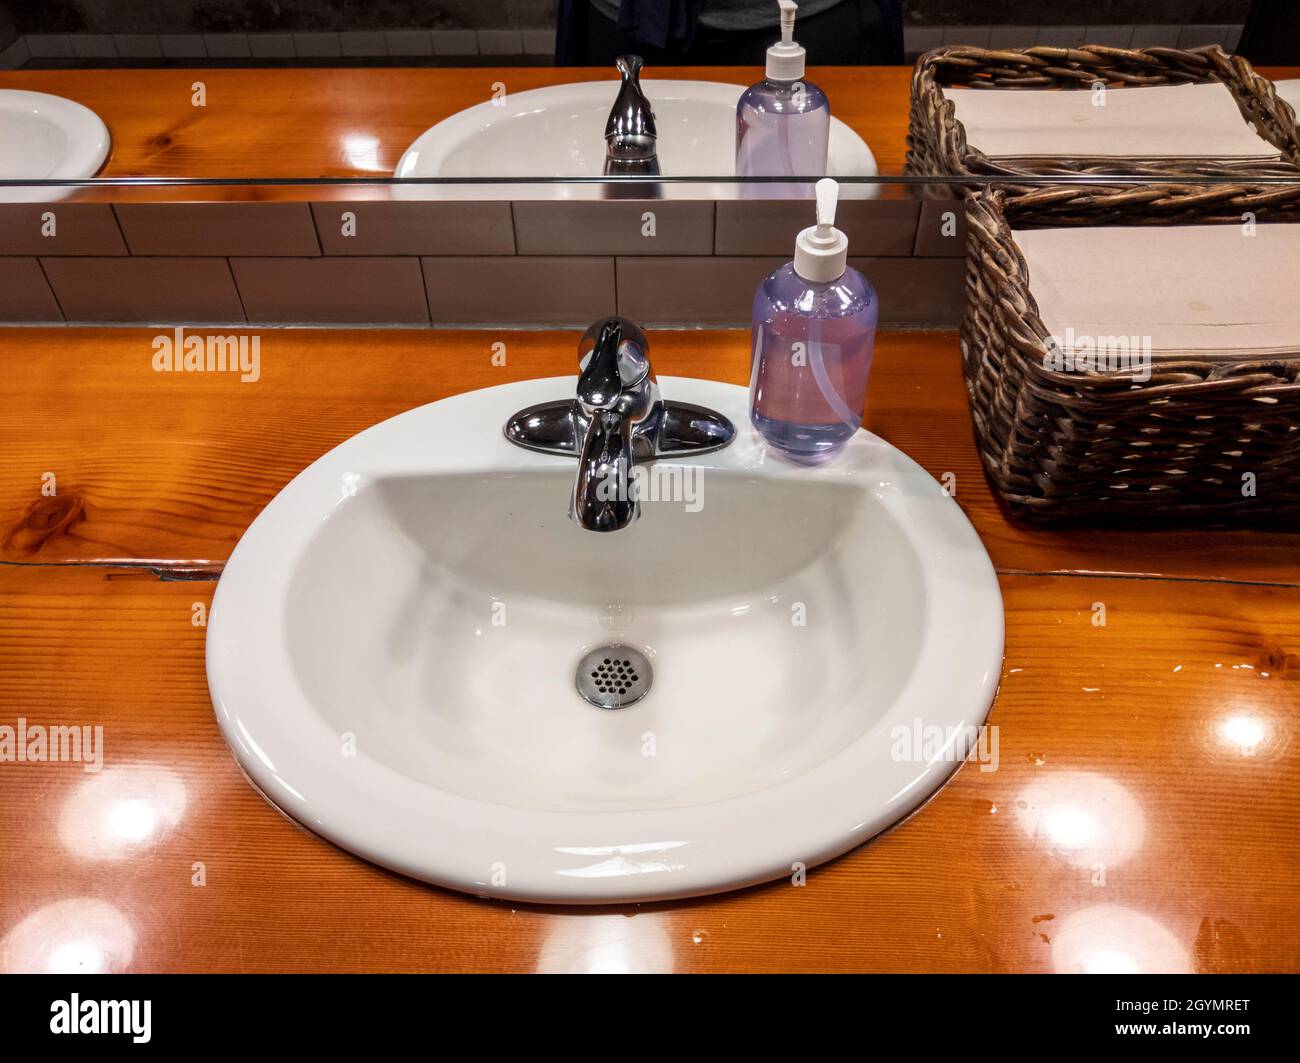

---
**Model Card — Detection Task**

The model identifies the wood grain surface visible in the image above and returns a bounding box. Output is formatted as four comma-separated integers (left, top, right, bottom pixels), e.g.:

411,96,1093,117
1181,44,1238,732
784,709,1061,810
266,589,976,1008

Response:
1,328,1296,582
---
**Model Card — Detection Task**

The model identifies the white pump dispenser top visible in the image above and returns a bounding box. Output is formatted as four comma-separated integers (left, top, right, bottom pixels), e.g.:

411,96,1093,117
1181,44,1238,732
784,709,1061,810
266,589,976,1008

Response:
794,178,849,283
765,0,806,82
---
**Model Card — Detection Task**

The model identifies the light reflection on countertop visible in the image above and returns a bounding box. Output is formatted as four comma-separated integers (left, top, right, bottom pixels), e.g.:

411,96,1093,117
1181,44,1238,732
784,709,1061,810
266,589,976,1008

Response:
59,764,187,861
2,898,136,974
1052,906,1191,975
1014,771,1145,870
536,914,676,974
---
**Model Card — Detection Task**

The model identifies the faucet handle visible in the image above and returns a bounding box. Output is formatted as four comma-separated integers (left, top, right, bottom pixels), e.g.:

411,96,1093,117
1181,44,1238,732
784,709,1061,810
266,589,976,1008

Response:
577,316,650,412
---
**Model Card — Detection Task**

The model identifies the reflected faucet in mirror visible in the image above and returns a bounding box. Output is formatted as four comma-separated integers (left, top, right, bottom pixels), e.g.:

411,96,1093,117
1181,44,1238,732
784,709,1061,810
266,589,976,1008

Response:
604,55,659,176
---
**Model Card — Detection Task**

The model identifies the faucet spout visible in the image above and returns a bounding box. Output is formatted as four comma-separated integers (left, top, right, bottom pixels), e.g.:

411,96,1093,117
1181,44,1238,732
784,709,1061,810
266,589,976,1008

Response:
573,408,639,532
572,317,656,532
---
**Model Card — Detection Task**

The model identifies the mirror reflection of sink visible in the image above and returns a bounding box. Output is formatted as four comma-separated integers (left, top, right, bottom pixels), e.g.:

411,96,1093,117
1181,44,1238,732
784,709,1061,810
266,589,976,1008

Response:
207,376,1002,904
395,80,878,198
0,89,110,202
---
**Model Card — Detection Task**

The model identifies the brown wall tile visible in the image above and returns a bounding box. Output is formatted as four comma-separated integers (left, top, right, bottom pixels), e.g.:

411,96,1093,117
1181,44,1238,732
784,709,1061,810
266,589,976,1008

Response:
512,201,715,256
858,257,966,327
715,197,920,256
231,257,429,323
115,203,322,256
616,256,781,326
41,257,245,323
422,256,615,326
312,201,515,255
0,258,63,322
616,256,966,327
0,204,126,255
913,197,967,258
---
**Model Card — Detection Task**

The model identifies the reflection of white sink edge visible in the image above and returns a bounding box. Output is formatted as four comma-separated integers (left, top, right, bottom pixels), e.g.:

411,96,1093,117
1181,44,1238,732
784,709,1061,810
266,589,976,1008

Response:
394,79,879,200
0,89,110,203
207,375,1002,904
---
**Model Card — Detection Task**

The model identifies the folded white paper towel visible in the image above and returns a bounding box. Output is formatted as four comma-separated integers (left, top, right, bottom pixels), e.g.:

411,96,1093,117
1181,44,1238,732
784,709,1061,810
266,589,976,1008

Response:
1016,223,1300,357
944,81,1282,160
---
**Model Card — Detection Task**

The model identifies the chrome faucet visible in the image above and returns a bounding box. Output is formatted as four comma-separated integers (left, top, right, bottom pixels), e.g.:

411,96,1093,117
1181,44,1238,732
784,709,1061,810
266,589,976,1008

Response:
504,316,735,532
571,317,656,531
604,55,659,176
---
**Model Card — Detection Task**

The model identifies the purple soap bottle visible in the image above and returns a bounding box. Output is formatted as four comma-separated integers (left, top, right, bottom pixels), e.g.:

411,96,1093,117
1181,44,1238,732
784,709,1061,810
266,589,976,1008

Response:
735,0,830,179
749,178,878,462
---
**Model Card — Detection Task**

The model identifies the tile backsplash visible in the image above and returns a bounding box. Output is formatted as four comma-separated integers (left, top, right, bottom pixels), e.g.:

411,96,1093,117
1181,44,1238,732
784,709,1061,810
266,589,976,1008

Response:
0,198,967,329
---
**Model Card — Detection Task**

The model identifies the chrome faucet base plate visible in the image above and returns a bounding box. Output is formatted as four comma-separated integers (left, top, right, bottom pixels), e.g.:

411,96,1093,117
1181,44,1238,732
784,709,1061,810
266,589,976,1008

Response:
503,398,735,461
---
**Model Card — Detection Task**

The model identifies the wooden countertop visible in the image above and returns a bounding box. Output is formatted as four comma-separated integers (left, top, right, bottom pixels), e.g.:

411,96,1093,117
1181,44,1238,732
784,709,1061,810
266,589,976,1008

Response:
2,325,1297,973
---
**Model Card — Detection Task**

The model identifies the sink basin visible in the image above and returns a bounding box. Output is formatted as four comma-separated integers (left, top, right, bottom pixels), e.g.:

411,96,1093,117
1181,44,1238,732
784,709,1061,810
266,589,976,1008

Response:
0,90,110,202
395,79,877,198
207,376,1002,903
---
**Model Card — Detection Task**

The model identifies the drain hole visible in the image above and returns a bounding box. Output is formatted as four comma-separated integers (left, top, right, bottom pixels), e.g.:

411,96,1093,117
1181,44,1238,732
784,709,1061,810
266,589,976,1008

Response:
578,645,653,710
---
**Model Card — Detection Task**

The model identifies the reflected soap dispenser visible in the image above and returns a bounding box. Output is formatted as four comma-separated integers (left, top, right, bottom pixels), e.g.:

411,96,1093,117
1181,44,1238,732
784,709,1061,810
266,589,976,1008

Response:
735,0,831,177
749,178,878,462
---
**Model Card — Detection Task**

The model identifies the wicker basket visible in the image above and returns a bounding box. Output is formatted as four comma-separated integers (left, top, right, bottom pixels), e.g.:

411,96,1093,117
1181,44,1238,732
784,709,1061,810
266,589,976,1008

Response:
907,44,1300,224
960,189,1300,522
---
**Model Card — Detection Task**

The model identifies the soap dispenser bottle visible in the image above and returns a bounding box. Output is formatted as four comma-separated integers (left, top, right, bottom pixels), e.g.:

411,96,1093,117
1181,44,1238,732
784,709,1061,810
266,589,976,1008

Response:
735,0,831,177
749,178,878,462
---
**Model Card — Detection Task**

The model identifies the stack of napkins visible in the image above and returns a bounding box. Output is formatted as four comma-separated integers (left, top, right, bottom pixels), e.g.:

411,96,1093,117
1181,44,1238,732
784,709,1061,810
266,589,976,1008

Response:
1015,224,1300,360
943,81,1283,159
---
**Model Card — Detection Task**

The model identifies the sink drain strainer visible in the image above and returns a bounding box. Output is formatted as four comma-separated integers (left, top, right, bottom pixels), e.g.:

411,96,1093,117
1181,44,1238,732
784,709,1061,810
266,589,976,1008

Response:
575,646,653,709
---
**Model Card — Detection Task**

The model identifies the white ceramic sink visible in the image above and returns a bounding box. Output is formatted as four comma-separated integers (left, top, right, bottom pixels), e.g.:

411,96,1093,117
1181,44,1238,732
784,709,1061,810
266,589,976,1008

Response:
0,90,110,201
395,79,877,198
207,376,1002,903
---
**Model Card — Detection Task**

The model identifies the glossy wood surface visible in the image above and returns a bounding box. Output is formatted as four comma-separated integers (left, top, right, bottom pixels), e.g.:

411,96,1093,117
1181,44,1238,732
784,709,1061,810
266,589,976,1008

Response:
0,325,1297,973
0,65,912,186
2,328,1296,582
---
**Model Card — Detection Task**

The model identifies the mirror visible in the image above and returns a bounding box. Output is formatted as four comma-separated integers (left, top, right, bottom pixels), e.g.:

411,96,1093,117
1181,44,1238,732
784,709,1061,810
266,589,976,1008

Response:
0,1,1291,189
